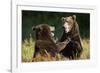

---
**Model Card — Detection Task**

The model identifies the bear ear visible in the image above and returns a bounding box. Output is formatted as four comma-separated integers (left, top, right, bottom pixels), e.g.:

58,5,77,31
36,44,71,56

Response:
72,15,76,20
32,26,36,31
61,17,65,21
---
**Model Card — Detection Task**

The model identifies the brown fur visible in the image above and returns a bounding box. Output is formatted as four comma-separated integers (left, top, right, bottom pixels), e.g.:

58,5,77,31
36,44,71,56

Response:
32,24,59,58
32,24,71,60
59,15,83,59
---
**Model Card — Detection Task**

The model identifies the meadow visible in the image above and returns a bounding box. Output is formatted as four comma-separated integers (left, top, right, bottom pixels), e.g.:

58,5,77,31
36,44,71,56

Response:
22,35,90,62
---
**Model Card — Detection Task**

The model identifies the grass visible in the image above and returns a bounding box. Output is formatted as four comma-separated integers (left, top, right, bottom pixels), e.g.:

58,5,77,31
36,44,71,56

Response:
22,36,35,62
22,36,90,62
80,38,90,59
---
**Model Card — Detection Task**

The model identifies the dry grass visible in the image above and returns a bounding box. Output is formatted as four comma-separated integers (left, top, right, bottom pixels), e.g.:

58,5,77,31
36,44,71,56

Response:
22,36,35,62
22,36,90,62
80,38,90,59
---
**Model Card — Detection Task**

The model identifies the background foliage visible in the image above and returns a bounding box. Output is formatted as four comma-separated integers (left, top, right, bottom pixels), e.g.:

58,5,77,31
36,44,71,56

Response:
22,11,90,40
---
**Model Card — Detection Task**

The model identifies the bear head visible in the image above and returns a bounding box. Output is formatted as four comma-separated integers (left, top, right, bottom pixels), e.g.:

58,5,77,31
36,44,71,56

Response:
61,15,76,33
32,24,55,40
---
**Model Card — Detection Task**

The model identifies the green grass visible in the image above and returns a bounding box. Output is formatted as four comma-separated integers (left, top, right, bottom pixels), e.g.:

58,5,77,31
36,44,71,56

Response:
22,36,90,62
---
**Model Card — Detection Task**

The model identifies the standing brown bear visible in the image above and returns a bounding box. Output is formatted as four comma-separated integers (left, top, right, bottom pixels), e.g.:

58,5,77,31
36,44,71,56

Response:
59,15,83,59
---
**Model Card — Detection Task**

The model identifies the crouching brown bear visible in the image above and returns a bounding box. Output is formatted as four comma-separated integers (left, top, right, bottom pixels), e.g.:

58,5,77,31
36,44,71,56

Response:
32,24,59,58
32,24,71,60
59,15,83,59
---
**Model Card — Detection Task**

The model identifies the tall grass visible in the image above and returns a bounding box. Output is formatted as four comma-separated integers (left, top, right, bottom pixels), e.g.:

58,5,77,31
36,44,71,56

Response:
22,35,35,62
80,38,90,59
22,36,90,62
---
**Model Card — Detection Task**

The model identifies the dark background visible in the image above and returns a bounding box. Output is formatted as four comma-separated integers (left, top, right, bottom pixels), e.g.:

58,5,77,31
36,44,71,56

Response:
22,10,90,41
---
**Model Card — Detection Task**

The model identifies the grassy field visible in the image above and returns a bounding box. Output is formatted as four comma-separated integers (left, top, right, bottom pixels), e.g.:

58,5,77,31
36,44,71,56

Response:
22,36,90,62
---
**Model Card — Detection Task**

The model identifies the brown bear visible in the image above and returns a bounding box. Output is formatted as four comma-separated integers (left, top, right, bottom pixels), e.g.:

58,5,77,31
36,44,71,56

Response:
59,15,83,59
32,24,59,58
32,24,71,59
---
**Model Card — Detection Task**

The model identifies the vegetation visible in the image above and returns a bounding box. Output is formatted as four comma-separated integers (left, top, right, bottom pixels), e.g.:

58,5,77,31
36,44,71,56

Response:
22,11,90,40
22,35,90,62
80,38,90,59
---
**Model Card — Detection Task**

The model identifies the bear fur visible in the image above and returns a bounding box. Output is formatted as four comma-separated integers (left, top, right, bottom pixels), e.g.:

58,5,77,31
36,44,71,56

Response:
32,24,59,58
32,24,71,60
59,15,83,59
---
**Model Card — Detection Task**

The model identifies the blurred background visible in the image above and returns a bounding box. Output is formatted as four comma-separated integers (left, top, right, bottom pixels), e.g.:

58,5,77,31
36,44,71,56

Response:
22,10,90,40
